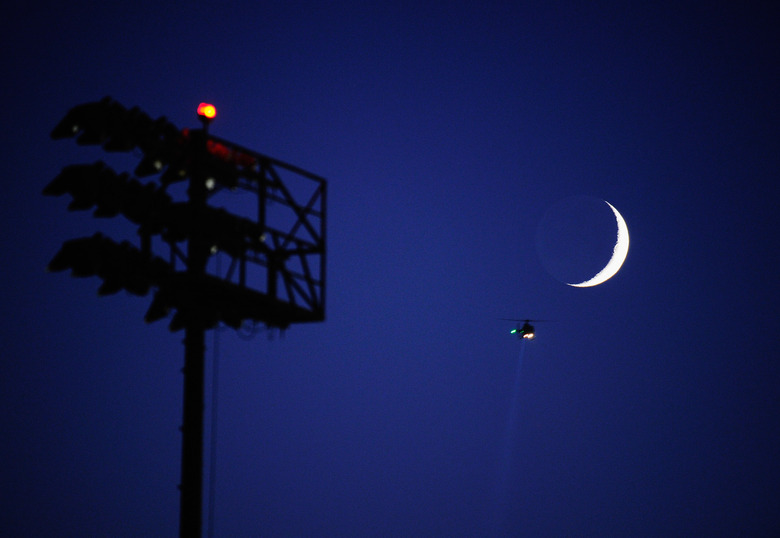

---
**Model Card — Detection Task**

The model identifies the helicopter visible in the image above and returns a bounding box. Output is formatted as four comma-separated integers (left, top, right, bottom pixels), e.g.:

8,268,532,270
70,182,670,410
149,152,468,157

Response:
500,319,545,340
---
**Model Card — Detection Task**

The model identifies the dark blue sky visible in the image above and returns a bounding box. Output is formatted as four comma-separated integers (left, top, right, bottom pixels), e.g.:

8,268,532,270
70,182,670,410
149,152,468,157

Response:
3,2,779,536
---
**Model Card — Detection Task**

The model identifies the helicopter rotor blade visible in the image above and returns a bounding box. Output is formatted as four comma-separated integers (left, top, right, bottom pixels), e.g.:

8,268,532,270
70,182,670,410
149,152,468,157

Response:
498,318,554,322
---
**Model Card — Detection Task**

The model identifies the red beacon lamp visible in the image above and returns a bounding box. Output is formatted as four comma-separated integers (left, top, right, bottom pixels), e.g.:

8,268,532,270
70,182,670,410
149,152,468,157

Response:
197,103,216,129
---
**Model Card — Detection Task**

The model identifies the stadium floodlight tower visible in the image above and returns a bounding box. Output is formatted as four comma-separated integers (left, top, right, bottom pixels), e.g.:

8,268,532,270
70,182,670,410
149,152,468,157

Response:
45,97,327,537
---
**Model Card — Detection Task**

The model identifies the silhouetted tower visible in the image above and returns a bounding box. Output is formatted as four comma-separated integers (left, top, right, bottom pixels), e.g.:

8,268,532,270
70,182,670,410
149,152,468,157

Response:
45,98,327,537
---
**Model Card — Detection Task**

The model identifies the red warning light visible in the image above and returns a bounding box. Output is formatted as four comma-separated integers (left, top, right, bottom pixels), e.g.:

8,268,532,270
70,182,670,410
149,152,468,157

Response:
197,103,216,120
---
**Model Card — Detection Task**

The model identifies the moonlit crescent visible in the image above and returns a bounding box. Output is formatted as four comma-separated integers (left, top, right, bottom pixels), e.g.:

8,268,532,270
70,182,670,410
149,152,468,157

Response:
567,201,629,287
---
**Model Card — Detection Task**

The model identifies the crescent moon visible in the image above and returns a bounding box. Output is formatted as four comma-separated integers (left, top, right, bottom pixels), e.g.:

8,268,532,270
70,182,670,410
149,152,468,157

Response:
567,201,629,287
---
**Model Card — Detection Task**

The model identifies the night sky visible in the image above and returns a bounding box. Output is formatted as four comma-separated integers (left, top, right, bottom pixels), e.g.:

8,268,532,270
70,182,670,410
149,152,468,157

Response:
3,2,779,536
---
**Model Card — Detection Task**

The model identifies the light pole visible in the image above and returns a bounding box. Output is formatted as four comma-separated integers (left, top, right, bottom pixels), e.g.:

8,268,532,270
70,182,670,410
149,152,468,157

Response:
46,97,327,537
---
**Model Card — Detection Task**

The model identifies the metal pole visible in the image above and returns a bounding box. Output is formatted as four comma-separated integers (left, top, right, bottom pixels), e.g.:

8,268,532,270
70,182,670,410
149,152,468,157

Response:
180,323,205,538
179,126,210,538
